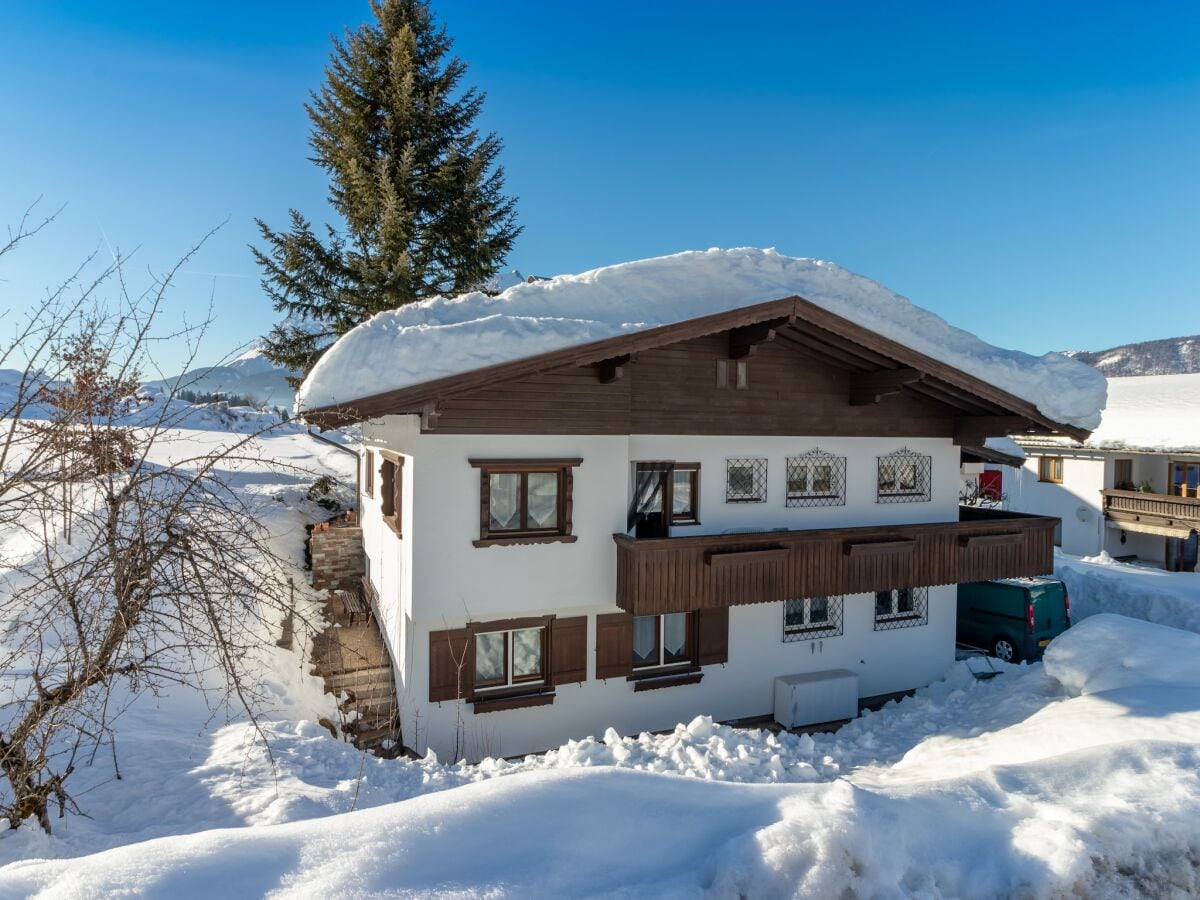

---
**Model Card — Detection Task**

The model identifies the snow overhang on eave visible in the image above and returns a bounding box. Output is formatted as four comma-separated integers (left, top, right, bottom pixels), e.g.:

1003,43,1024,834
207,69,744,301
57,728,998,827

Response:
299,295,1095,442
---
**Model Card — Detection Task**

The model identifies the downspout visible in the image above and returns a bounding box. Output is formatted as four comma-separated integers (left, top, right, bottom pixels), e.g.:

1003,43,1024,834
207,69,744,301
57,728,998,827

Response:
307,426,360,506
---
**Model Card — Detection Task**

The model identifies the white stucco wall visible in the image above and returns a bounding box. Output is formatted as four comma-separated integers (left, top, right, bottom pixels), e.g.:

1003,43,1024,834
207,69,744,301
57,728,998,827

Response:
1004,451,1105,556
356,420,966,760
402,587,956,762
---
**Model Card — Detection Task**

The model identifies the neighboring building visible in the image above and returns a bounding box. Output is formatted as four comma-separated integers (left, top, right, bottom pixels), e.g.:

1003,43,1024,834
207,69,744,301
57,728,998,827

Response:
299,250,1100,761
1005,373,1200,571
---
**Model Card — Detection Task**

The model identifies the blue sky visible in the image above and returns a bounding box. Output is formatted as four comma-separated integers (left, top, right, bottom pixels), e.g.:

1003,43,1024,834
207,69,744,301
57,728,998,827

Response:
2,2,1198,373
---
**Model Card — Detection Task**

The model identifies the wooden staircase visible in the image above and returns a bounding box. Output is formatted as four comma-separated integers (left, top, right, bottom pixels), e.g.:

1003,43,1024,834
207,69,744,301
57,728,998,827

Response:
310,595,403,757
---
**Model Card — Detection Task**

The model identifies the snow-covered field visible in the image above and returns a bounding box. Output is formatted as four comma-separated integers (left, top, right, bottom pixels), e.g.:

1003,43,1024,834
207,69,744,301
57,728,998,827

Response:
2,417,1200,897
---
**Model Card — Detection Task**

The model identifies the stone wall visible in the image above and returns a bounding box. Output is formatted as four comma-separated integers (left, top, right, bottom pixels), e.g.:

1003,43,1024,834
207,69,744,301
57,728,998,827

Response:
311,513,365,591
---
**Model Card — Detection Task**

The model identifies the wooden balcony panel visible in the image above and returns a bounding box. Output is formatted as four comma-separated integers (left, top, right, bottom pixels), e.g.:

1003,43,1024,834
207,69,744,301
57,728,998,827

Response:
1101,489,1200,528
613,508,1058,615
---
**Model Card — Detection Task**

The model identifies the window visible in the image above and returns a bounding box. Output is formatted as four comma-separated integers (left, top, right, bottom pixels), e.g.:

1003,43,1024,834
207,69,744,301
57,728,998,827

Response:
363,449,375,497
786,449,846,508
632,613,692,669
470,459,581,547
1170,461,1200,498
671,463,700,524
726,457,767,503
873,587,929,630
783,596,843,641
379,453,403,536
1113,459,1134,491
877,448,931,503
716,359,748,390
473,626,546,691
1038,456,1064,484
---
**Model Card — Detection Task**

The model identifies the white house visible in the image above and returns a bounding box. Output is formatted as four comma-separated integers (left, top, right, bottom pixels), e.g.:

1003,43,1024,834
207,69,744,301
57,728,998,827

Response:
298,249,1104,761
1002,373,1200,572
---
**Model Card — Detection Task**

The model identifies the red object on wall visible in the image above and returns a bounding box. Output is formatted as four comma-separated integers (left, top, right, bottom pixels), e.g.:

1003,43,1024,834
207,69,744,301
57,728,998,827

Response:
979,469,1003,500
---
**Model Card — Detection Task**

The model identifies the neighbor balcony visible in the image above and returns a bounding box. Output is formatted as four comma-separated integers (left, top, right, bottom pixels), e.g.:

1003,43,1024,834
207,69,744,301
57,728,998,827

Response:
1101,489,1200,535
612,507,1058,616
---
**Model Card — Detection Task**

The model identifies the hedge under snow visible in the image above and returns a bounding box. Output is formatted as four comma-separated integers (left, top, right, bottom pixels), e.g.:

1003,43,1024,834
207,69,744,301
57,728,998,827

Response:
297,248,1107,431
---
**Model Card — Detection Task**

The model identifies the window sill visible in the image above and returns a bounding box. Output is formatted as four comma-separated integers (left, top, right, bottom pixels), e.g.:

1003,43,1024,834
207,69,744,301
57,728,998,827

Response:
383,516,402,539
470,691,555,714
628,667,703,692
472,534,577,548
726,498,766,504
875,614,924,624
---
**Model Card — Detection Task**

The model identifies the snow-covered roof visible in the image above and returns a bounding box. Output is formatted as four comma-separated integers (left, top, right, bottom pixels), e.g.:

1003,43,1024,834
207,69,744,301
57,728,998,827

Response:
1082,373,1200,453
297,248,1106,431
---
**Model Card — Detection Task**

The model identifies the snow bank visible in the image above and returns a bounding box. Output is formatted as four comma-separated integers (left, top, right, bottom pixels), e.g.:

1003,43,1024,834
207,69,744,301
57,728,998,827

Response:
1084,372,1200,452
1055,549,1200,635
297,248,1106,430
1045,613,1200,695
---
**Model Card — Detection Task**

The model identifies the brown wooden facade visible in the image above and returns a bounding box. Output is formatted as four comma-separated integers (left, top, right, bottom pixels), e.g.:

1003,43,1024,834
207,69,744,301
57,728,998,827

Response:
612,508,1058,616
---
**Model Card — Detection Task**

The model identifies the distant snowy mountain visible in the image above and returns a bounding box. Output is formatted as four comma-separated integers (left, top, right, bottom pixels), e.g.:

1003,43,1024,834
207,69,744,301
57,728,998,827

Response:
1065,335,1200,377
481,268,530,293
142,346,299,407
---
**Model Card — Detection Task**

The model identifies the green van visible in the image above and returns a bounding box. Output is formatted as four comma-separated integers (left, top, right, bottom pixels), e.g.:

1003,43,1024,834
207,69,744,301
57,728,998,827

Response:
956,577,1071,662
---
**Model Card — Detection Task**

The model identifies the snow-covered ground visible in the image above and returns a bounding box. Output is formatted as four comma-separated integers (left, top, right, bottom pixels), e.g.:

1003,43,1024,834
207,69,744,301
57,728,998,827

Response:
1,415,1198,896
297,248,1106,431
3,614,1199,898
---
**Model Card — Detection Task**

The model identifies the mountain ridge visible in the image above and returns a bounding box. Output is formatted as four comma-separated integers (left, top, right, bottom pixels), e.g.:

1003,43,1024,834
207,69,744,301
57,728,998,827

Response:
1064,335,1200,377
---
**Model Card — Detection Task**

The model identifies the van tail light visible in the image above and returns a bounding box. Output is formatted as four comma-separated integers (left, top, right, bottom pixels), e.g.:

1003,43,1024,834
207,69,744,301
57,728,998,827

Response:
1027,601,1036,632
1064,592,1071,625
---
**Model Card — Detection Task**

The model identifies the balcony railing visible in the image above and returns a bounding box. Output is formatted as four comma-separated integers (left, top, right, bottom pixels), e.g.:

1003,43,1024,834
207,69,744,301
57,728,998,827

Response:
612,507,1058,616
1102,489,1200,529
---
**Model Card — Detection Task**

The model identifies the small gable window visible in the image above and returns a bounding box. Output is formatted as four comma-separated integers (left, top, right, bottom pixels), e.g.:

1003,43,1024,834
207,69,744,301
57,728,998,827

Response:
1039,456,1064,484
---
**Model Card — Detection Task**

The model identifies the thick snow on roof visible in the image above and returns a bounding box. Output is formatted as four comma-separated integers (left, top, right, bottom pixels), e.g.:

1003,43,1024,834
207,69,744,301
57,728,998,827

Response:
297,248,1106,430
1083,373,1200,452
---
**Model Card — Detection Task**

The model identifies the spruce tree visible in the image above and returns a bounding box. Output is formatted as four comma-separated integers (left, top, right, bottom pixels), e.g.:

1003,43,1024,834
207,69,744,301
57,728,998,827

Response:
254,0,520,379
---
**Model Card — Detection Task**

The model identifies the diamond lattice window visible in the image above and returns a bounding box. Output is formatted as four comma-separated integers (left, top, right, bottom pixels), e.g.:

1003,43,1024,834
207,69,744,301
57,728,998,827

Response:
726,457,768,503
876,448,931,503
786,449,847,508
783,596,844,641
873,586,930,631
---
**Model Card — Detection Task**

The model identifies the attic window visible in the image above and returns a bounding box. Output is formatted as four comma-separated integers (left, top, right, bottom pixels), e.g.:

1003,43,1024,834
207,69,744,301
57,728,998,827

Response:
716,359,748,390
470,459,582,547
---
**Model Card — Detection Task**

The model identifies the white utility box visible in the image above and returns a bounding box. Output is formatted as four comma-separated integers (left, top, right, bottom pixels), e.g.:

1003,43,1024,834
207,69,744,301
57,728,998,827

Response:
773,669,859,728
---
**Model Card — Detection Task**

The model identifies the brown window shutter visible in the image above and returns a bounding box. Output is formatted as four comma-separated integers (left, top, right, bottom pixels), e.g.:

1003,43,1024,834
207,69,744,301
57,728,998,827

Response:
550,616,587,685
695,607,729,666
595,612,633,679
380,461,395,517
428,628,471,702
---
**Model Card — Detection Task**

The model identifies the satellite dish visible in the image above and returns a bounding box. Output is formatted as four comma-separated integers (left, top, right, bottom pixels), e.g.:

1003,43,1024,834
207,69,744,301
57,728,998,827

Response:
1075,506,1091,523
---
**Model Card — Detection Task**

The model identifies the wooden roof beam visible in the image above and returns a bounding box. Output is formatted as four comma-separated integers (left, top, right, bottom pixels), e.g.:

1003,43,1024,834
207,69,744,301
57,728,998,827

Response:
593,354,632,384
729,317,791,359
954,415,1038,446
773,331,865,371
849,367,924,406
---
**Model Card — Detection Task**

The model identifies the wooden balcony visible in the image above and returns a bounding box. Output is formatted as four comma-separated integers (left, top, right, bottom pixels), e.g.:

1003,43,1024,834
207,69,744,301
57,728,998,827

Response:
1102,489,1200,533
612,507,1058,616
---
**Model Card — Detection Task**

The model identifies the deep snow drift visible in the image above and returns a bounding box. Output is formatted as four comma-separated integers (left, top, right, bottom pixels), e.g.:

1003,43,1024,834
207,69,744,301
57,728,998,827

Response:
1057,548,1200,635
297,248,1106,431
4,615,1200,898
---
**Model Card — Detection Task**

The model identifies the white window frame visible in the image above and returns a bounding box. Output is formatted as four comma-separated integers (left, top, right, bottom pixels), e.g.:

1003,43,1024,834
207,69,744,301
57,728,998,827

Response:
726,458,767,503
782,596,842,641
632,612,692,670
873,587,926,622
787,460,837,501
